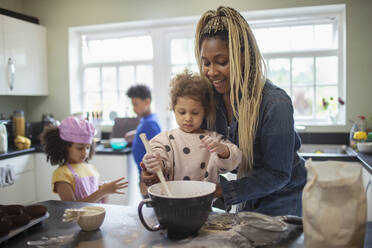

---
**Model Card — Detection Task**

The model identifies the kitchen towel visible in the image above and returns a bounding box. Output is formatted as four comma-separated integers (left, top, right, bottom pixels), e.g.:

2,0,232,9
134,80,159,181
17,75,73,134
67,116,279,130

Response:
0,165,16,187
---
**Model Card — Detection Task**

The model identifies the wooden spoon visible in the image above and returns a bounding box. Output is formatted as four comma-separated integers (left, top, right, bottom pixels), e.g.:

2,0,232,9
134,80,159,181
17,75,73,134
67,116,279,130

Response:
139,133,173,197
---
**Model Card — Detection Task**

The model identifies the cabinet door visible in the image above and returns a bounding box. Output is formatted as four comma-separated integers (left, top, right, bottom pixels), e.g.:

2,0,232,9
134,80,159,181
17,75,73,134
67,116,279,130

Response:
0,16,7,94
0,154,36,205
3,15,48,95
34,153,60,202
362,166,372,221
90,155,128,205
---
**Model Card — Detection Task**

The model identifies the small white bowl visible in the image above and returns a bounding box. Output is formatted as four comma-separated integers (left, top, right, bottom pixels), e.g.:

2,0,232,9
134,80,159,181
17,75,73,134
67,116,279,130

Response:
77,206,106,231
357,142,372,154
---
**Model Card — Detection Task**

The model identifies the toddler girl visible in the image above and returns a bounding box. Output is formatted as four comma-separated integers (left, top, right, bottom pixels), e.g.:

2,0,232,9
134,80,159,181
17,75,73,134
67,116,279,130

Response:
143,70,242,183
41,116,127,203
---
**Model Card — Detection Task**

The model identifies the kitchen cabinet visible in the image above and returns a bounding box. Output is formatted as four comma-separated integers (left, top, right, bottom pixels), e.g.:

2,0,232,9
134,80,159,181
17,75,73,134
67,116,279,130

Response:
0,15,48,95
0,154,36,204
34,153,59,202
90,154,129,205
362,165,372,221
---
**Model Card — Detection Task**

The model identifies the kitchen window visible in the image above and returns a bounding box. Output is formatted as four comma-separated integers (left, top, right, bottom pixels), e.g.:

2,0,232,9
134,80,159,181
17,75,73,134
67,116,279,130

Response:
253,13,345,126
69,4,345,128
81,35,154,120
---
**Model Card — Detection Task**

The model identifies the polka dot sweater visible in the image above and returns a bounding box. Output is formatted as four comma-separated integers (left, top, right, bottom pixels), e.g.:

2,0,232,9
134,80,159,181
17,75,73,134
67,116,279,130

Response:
149,128,242,183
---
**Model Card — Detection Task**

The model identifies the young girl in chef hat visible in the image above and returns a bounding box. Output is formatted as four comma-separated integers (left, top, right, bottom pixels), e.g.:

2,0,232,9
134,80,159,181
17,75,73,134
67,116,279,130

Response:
142,70,242,184
41,116,128,203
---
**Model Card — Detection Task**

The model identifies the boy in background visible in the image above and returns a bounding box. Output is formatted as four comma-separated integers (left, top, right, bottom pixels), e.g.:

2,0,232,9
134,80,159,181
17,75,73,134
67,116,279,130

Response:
125,85,161,174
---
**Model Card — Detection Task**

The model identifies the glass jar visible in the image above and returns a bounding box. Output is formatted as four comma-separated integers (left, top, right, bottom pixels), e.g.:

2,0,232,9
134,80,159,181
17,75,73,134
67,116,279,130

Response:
13,110,25,137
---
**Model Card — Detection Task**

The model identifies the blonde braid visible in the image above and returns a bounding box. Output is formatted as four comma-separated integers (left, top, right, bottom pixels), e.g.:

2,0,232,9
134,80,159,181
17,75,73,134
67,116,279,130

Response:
195,6,266,178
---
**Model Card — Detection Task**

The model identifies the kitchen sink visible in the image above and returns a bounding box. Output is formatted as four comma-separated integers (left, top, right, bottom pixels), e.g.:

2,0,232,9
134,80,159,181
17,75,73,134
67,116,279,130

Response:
298,144,358,161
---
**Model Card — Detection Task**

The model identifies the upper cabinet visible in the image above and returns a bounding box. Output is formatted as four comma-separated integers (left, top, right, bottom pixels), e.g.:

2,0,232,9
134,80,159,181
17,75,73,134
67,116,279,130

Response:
0,15,48,95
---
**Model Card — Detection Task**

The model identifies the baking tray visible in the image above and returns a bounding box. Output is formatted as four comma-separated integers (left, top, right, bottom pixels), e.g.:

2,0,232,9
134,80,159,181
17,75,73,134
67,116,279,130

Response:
0,212,49,244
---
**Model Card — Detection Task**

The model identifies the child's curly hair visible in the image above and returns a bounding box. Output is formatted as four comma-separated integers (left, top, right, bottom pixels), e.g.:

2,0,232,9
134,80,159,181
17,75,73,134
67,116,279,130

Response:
170,69,215,129
40,124,96,166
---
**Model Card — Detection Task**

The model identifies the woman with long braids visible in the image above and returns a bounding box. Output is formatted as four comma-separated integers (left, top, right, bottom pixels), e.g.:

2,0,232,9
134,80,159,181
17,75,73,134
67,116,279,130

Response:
140,6,306,216
194,6,307,216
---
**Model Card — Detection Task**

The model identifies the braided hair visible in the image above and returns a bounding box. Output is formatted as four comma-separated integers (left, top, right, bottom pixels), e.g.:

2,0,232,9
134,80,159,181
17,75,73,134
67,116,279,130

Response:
195,6,266,177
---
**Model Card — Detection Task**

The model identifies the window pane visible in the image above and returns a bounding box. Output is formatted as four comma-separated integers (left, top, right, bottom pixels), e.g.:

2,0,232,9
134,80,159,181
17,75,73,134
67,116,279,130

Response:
84,36,153,63
119,66,135,90
268,58,290,87
84,92,101,111
84,68,100,91
281,86,291,97
316,86,338,118
84,40,104,63
266,27,291,51
190,64,199,73
102,67,117,90
290,25,313,50
171,38,195,64
314,24,335,49
102,91,118,114
292,58,313,85
119,36,153,61
136,65,153,88
253,28,270,52
118,92,136,117
316,56,338,84
293,86,313,116
171,65,188,76
101,39,121,61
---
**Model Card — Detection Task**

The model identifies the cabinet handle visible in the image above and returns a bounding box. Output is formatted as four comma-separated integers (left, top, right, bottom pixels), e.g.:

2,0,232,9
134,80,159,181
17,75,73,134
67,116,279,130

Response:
7,58,15,91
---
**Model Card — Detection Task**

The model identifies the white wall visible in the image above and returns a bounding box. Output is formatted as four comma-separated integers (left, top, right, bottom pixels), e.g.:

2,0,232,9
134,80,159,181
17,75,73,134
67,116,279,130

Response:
4,0,372,132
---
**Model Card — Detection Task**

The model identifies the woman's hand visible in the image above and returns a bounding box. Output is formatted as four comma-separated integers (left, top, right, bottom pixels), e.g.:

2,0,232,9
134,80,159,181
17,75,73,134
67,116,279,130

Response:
100,177,128,195
140,162,159,196
200,136,230,159
143,152,162,173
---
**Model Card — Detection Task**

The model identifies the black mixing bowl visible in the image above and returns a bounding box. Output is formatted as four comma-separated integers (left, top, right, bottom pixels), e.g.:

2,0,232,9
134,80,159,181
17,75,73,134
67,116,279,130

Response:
138,180,216,239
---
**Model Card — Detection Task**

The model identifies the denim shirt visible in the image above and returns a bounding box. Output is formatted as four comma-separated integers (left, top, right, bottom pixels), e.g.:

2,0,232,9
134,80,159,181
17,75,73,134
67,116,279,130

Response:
213,80,307,216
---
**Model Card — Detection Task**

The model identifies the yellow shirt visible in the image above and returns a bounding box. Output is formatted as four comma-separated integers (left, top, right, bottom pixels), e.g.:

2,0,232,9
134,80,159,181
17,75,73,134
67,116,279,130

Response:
52,163,100,193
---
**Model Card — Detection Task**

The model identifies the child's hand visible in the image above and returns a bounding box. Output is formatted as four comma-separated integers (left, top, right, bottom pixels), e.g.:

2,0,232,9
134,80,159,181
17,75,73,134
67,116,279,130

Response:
124,129,136,143
100,177,128,195
143,152,162,173
200,136,230,159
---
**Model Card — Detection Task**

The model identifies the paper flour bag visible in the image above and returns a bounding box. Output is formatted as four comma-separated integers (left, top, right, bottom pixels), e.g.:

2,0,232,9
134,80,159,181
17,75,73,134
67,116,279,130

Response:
302,160,366,248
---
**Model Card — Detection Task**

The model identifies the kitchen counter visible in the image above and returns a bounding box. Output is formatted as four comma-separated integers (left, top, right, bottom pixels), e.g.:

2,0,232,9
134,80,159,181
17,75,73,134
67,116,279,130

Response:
0,144,131,161
356,151,372,174
0,146,36,160
2,200,372,248
1,142,371,176
95,143,131,155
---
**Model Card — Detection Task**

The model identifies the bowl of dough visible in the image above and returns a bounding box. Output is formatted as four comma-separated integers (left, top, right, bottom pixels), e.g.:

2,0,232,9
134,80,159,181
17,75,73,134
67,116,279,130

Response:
77,206,106,231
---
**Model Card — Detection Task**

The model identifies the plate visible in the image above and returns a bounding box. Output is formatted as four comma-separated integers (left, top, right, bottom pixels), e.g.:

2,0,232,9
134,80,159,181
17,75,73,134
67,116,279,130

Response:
0,212,49,244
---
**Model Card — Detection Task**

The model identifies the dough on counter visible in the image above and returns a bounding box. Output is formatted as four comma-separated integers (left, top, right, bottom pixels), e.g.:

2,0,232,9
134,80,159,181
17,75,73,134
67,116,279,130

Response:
2,205,25,216
24,205,48,219
0,219,11,236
